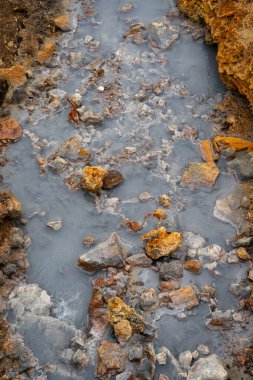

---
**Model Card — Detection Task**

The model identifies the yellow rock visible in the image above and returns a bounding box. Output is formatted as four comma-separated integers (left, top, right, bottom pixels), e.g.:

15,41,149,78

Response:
54,15,72,32
0,65,26,87
141,227,183,260
182,162,219,190
159,194,172,208
199,140,219,163
37,43,55,64
82,166,107,193
213,136,253,152
237,247,251,261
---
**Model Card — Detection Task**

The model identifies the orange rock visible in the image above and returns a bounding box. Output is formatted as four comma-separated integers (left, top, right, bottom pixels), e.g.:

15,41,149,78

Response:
213,136,253,152
54,15,72,32
169,286,199,309
237,247,251,261
0,65,26,87
0,119,21,142
182,162,219,190
83,235,94,246
159,280,180,292
145,209,167,221
184,260,202,273
37,43,55,64
82,166,107,192
199,140,219,163
114,319,132,343
123,219,143,232
97,340,125,378
142,227,183,260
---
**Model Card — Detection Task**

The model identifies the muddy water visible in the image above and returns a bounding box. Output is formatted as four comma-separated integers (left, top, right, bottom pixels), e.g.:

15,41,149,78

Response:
3,0,248,379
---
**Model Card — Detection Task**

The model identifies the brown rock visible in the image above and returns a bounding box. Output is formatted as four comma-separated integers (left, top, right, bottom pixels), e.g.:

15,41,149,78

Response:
213,136,253,153
0,119,21,142
159,280,180,292
0,191,22,219
169,286,199,310
103,170,124,189
0,65,26,88
37,43,55,64
82,166,107,193
142,227,183,260
114,319,132,343
182,162,219,190
97,340,125,378
199,140,219,163
184,260,202,273
237,247,251,261
83,235,94,246
159,194,172,208
54,15,72,32
123,219,143,232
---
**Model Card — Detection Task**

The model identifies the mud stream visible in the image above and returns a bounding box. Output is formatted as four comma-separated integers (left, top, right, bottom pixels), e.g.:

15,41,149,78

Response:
2,0,252,379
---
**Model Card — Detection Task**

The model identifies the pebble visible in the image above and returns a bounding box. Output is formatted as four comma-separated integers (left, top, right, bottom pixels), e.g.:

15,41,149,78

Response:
97,86,104,92
139,192,152,201
84,35,93,44
156,351,167,365
197,345,209,355
179,350,192,371
46,220,62,231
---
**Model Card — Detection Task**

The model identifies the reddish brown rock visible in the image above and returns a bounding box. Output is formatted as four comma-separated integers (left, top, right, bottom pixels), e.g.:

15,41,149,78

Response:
0,119,21,142
182,162,219,190
0,65,26,88
54,15,72,32
37,43,55,64
184,260,202,273
97,340,125,378
169,286,199,310
114,319,132,344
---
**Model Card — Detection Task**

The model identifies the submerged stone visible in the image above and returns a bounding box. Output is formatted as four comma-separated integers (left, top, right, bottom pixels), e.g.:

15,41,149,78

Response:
79,232,127,271
227,151,253,181
187,354,227,380
142,227,183,260
182,162,219,190
148,19,180,50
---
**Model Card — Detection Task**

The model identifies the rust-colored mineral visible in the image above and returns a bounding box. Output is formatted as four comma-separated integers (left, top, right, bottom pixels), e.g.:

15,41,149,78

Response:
82,166,108,193
182,162,219,190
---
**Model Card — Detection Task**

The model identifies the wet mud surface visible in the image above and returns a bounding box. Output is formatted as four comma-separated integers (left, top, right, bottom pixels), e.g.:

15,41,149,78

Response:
1,0,253,379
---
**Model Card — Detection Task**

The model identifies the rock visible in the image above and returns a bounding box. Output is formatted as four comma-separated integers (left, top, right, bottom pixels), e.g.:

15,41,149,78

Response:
179,351,192,371
187,354,227,380
159,376,170,380
248,268,253,282
0,119,21,141
48,88,67,101
37,43,55,64
49,136,91,163
159,347,187,379
148,19,180,50
3,263,16,275
0,191,22,219
227,151,253,181
184,232,206,250
60,348,74,363
48,157,69,173
159,280,180,292
156,351,167,365
123,24,147,45
139,192,152,201
214,182,253,236
226,250,239,264
0,65,26,88
8,227,25,248
97,340,125,378
200,285,215,303
46,220,62,231
116,371,132,380
182,162,219,190
197,244,225,261
83,235,94,246
199,140,219,163
197,345,209,355
184,260,202,273
142,227,183,260
140,288,159,311
159,194,172,208
134,343,156,380
118,3,134,13
126,253,152,267
82,166,107,192
64,169,83,191
103,170,124,189
79,232,127,271
160,261,184,280
54,15,73,32
237,247,251,261
79,109,104,125
0,79,8,105
114,319,132,343
84,35,93,44
213,136,253,153
129,345,143,362
169,286,199,310
8,284,52,319
72,349,89,368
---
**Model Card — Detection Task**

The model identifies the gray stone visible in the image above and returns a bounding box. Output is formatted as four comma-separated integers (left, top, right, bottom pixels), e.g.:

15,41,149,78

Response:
160,260,183,280
126,253,152,267
48,89,67,100
8,227,25,248
227,151,253,181
116,370,132,380
179,350,192,371
183,232,206,250
3,263,17,276
187,354,227,380
72,349,89,368
79,109,104,125
79,232,128,271
148,19,180,50
140,288,159,311
60,348,74,364
160,347,187,379
129,345,143,362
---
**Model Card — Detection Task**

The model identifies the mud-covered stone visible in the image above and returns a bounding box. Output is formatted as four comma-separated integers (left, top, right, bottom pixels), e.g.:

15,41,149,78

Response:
54,15,72,32
79,232,127,271
142,227,183,260
199,140,219,163
0,79,9,106
187,354,227,380
0,191,22,219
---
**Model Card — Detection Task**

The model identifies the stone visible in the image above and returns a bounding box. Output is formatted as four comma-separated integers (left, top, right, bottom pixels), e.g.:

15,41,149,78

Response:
187,354,227,380
179,351,192,371
248,269,253,282
118,3,134,13
0,79,8,106
64,169,83,191
126,253,152,267
159,280,180,292
140,288,159,311
199,140,218,163
184,260,202,273
116,371,132,380
84,35,93,44
79,109,104,125
148,19,180,50
114,319,132,343
159,347,187,379
227,151,253,181
72,349,89,368
139,192,152,201
0,191,22,219
82,166,107,192
169,286,199,310
123,219,143,232
123,24,147,45
160,261,184,280
54,15,72,32
103,170,124,189
48,157,68,173
200,285,215,303
197,244,225,261
182,162,219,190
97,340,125,378
37,43,55,64
49,136,91,163
237,247,251,261
156,351,167,365
8,284,52,319
0,119,21,141
0,65,26,88
159,194,172,208
183,232,206,250
128,345,143,362
83,235,94,246
213,136,253,153
48,89,67,101
142,227,183,260
159,376,170,380
60,348,74,363
79,232,127,271
197,345,209,355
46,220,62,231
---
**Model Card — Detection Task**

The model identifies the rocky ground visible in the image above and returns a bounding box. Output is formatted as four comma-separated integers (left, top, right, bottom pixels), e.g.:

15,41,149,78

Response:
0,1,253,380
